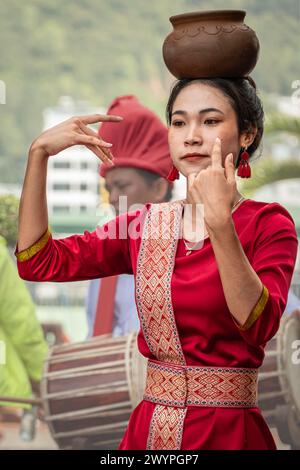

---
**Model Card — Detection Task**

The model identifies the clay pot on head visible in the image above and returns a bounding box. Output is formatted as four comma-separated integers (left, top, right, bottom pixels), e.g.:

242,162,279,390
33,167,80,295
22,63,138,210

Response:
162,10,260,79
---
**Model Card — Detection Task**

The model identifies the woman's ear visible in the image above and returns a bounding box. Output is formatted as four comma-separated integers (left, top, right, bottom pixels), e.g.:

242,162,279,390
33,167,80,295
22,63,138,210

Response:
240,126,257,148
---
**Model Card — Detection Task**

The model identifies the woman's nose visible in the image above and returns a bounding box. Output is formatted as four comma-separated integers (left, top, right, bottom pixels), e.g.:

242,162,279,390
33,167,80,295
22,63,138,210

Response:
184,125,202,146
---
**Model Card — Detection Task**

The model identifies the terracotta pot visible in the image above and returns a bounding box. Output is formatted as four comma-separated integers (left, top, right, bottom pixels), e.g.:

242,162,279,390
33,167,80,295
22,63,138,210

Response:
162,10,260,79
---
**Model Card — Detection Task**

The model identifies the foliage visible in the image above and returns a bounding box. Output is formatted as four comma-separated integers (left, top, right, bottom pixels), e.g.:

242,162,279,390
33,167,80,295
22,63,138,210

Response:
265,114,300,137
240,159,300,196
0,194,19,247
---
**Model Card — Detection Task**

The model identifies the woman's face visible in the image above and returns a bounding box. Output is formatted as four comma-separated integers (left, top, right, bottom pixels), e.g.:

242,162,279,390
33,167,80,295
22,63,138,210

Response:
168,82,249,177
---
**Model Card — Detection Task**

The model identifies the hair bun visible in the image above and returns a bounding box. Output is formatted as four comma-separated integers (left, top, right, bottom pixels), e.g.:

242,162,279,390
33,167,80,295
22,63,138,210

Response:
245,76,257,90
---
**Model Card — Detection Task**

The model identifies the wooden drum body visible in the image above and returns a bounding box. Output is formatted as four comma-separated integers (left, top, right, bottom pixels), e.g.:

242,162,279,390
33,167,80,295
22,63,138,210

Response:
41,332,147,449
259,310,300,448
41,312,300,449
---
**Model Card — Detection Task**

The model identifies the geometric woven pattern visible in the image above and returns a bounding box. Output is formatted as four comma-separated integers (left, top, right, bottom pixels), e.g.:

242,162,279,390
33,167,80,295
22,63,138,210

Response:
136,202,188,450
144,361,258,408
136,202,186,365
146,405,187,450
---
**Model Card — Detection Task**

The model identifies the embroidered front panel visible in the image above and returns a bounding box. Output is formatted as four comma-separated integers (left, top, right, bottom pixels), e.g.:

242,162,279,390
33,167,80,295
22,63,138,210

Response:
135,202,185,365
146,404,187,450
144,361,258,408
135,202,188,450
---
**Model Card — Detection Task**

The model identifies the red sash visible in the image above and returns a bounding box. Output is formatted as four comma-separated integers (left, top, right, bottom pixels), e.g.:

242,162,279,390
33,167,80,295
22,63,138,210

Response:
93,276,118,336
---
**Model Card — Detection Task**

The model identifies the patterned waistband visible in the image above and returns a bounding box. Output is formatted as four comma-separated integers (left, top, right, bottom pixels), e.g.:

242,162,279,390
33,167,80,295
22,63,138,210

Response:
143,360,258,408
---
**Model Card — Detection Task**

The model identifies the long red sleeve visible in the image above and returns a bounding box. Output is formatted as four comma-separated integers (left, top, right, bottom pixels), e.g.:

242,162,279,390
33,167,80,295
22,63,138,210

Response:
233,202,298,346
16,212,136,282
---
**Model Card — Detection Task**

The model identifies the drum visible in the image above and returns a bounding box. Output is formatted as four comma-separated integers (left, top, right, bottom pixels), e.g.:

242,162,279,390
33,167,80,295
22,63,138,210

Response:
258,310,300,448
41,331,148,449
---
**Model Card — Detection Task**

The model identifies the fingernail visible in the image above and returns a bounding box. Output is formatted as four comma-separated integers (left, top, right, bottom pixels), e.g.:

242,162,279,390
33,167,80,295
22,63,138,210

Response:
216,137,221,143
102,142,112,147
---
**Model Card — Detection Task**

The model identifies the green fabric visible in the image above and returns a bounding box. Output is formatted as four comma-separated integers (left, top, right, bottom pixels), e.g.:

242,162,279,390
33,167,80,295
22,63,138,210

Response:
0,236,48,407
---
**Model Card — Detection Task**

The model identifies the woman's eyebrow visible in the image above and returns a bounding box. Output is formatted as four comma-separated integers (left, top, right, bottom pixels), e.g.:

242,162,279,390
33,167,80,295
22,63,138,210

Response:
171,108,225,117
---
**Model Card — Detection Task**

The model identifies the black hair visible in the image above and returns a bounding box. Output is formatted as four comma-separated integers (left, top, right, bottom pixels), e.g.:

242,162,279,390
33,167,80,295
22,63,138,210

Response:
166,77,264,167
134,168,173,202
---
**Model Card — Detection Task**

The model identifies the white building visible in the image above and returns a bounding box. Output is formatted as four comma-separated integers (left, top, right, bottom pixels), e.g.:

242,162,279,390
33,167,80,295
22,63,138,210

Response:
44,96,105,218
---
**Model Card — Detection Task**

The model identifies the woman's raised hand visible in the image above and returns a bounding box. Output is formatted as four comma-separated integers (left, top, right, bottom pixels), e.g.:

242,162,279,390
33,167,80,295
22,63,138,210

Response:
29,114,123,165
187,137,237,232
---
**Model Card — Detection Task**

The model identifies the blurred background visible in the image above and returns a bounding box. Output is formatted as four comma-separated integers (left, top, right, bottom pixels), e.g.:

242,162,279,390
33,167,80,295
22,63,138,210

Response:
0,0,299,450
0,0,299,341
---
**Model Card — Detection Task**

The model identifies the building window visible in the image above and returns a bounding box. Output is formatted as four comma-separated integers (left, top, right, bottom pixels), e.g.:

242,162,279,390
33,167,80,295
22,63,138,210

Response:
80,183,87,191
53,206,70,213
80,205,87,212
80,162,88,169
53,183,70,191
53,162,70,169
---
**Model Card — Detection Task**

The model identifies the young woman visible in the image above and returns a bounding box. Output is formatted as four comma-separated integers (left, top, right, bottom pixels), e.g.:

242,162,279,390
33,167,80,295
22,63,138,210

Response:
15,77,298,450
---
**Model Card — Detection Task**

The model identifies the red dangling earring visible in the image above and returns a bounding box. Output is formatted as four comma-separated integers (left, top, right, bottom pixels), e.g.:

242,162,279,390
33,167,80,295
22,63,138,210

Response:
237,147,251,178
167,164,180,182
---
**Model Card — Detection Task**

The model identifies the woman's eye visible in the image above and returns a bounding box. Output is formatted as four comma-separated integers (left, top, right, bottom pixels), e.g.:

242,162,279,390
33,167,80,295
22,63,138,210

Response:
204,119,220,125
171,121,184,127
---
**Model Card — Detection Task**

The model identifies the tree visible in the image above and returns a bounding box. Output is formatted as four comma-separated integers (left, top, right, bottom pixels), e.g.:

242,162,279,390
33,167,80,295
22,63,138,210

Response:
240,159,300,197
266,114,300,138
0,194,19,247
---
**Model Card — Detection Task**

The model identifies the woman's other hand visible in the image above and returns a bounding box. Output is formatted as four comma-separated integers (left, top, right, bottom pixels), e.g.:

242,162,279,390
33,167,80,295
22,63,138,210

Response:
30,114,123,165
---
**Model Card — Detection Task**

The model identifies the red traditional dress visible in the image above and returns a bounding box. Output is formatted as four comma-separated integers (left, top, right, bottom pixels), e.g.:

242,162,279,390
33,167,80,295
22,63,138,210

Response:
16,198,298,450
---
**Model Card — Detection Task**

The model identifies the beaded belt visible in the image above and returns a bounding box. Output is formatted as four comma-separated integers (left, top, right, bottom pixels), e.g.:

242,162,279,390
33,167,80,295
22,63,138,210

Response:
143,360,258,408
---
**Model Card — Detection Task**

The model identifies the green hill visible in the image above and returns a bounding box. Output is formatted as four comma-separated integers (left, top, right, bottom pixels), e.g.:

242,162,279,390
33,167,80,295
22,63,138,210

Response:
0,0,299,183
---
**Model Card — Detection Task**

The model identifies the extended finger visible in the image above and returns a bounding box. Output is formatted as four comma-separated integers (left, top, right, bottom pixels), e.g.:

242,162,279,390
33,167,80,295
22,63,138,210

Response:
77,121,114,161
86,143,114,166
77,114,123,125
211,137,223,168
73,133,113,164
72,133,107,148
224,153,236,183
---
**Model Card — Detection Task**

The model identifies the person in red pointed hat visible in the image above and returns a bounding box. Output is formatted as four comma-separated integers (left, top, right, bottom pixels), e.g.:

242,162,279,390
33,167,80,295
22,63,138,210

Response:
99,95,176,216
87,95,175,338
99,95,177,182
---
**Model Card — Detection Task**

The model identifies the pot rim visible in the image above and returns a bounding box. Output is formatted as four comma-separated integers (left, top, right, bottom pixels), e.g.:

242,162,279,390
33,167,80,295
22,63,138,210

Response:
169,9,246,26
